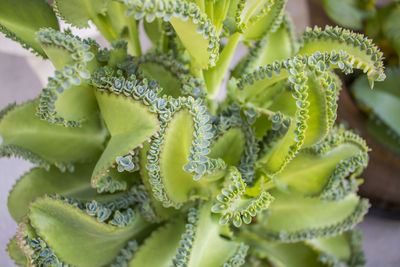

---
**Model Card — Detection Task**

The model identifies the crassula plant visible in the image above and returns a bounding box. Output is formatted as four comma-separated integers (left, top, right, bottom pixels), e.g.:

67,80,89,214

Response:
0,0,386,266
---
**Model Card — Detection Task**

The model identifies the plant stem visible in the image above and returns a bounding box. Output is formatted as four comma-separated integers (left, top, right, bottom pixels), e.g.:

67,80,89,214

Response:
203,32,242,100
126,20,142,56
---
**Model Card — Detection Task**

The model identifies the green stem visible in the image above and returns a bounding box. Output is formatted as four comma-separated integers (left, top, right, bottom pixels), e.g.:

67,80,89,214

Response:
126,20,142,56
92,15,120,43
203,32,242,100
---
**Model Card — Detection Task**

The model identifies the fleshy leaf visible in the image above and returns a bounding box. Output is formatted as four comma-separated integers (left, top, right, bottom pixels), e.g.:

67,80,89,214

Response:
128,219,186,266
6,236,27,266
251,192,369,242
172,204,248,267
276,130,368,200
8,163,99,222
28,197,150,266
119,0,220,68
232,13,296,77
211,167,274,228
209,128,245,167
322,0,375,30
37,29,100,126
0,0,59,57
0,99,107,168
122,53,205,98
244,231,324,267
92,90,159,193
351,66,400,149
54,0,108,28
308,230,366,266
298,25,386,85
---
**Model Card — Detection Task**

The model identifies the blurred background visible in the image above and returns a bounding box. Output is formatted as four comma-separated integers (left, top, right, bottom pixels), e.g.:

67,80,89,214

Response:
0,0,399,266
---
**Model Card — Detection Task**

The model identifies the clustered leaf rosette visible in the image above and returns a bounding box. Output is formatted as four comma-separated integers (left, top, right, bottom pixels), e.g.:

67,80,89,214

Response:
0,0,385,266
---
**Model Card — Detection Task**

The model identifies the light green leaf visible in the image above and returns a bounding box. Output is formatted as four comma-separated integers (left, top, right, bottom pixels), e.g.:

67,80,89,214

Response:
276,130,368,198
322,0,375,30
92,91,159,192
252,192,369,242
129,219,186,266
120,0,220,69
6,237,27,266
0,0,59,57
54,0,108,28
29,197,150,266
8,163,99,222
0,99,107,167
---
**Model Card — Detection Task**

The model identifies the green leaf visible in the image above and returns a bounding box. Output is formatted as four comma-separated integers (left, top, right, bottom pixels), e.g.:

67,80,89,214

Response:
36,29,101,126
298,26,386,85
232,14,296,76
8,163,99,222
308,230,366,266
120,0,220,69
129,219,186,266
351,66,400,137
366,118,400,154
6,237,27,266
244,231,324,267
92,91,159,192
242,0,288,40
172,204,248,267
209,128,245,166
211,167,274,228
322,0,375,30
131,53,204,98
139,142,179,221
158,110,209,205
54,0,108,28
252,192,369,242
0,0,59,57
29,197,150,266
0,99,107,167
276,130,368,199
381,4,400,56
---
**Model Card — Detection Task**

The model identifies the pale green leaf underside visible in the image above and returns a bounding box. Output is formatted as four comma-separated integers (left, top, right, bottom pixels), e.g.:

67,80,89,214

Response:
29,197,148,266
0,99,107,164
242,15,295,74
0,0,59,57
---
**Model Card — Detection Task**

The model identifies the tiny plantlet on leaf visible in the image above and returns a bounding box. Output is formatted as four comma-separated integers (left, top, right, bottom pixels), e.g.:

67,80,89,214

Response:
0,0,385,266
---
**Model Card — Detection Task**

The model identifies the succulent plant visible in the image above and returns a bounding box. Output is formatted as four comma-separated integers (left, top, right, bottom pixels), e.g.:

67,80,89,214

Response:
0,0,385,266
